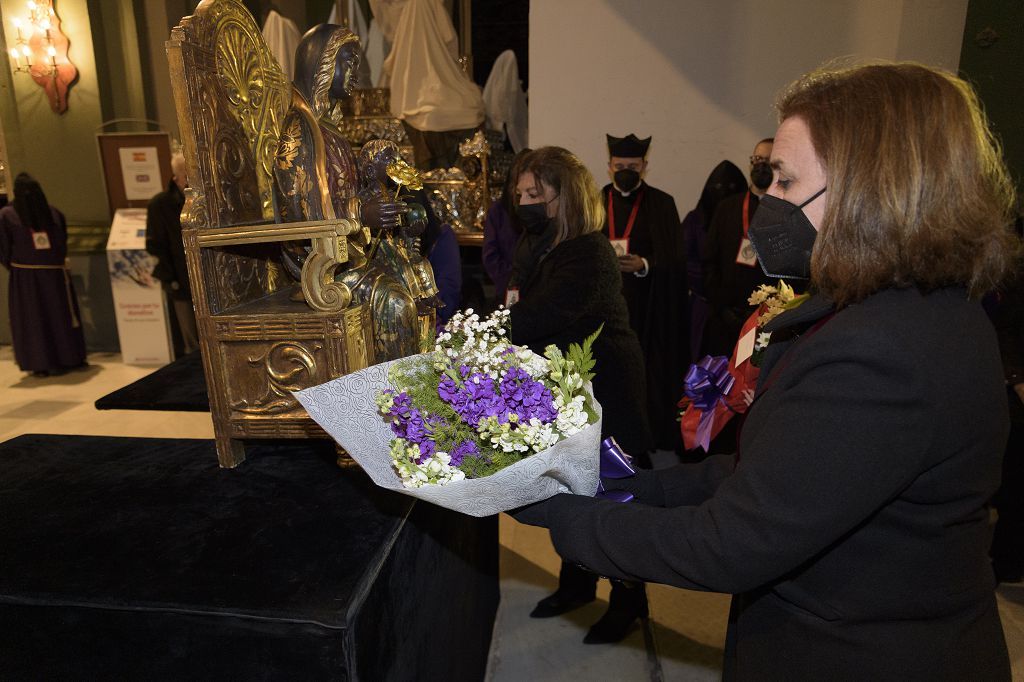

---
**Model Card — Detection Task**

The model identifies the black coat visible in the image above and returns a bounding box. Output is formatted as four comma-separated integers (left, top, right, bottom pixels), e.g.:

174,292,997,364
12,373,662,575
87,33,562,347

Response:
145,181,190,300
601,182,688,450
538,286,1010,680
510,231,653,456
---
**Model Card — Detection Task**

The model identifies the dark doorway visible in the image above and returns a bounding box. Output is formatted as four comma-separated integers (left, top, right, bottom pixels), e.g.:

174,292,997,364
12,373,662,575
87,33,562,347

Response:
469,0,529,89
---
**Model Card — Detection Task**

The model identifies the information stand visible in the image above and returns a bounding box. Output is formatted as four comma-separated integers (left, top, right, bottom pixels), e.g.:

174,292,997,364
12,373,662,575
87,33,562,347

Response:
105,208,172,365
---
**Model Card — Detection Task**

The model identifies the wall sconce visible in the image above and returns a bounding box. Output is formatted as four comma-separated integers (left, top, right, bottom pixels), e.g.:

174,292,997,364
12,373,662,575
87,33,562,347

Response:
7,0,77,114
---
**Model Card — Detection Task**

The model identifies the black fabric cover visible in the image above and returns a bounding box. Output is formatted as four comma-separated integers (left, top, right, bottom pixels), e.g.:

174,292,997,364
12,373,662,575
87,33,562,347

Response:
0,434,498,680
94,351,210,412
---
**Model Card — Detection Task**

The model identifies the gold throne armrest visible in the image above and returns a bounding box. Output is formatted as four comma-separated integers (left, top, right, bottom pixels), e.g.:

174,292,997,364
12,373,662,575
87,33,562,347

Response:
196,217,359,312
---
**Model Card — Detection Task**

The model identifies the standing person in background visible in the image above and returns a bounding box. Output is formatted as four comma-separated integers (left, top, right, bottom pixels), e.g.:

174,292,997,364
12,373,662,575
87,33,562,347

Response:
509,146,653,644
701,138,777,357
0,173,86,377
146,152,198,355
680,160,746,362
601,133,687,453
513,62,1017,680
483,149,530,307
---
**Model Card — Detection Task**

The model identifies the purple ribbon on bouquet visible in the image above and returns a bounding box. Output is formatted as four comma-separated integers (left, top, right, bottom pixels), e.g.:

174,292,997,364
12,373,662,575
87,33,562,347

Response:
683,355,735,451
596,437,636,503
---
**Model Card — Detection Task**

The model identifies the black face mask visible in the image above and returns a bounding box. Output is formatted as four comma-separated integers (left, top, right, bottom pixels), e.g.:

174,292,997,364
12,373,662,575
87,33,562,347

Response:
748,187,826,280
613,169,641,193
516,203,553,235
749,162,773,191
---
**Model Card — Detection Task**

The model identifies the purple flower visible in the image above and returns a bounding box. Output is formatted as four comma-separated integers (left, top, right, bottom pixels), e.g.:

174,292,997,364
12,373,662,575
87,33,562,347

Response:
449,440,479,467
416,438,436,463
500,367,557,423
438,369,512,428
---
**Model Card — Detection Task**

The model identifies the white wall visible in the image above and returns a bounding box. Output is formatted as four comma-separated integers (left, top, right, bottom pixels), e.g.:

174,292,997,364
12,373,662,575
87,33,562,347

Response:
529,0,968,214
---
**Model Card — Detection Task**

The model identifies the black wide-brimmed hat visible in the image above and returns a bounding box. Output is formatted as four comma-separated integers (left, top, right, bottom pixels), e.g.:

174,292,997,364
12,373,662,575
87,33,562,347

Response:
607,133,652,158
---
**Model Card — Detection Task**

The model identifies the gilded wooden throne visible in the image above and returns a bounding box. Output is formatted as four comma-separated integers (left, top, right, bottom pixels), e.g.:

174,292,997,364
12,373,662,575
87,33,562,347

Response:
167,0,374,467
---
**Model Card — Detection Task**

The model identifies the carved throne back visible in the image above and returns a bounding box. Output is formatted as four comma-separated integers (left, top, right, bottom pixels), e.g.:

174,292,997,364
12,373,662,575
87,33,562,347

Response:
167,0,373,467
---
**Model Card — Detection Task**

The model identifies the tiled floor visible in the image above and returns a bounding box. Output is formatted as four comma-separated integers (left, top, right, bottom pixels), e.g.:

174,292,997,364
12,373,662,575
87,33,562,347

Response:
1,345,1021,681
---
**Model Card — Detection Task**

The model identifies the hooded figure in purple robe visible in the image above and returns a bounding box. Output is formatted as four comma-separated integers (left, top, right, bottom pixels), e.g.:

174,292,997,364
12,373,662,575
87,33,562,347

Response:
0,173,86,376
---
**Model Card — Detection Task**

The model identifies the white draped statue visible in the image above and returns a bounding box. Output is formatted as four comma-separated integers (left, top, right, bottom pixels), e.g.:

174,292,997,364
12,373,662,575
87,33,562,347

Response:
261,10,301,80
482,50,528,152
380,0,484,132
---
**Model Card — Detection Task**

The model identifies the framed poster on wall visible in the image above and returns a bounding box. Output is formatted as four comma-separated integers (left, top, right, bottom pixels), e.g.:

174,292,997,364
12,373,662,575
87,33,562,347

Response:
96,132,172,216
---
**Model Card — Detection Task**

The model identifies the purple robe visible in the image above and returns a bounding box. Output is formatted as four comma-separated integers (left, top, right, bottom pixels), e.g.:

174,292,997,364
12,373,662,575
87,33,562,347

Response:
482,201,519,304
0,204,86,372
428,223,462,326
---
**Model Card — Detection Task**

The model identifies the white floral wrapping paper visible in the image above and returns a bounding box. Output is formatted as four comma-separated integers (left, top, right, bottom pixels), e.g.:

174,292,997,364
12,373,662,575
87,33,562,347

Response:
293,354,603,517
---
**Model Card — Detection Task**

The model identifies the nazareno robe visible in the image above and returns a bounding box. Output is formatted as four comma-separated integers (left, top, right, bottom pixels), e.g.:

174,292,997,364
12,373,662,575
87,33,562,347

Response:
0,204,86,373
601,181,687,452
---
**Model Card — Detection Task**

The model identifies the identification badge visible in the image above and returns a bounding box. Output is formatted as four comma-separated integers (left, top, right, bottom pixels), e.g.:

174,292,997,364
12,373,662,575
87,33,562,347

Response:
32,231,52,250
735,237,757,267
504,287,520,307
736,327,757,366
609,238,630,257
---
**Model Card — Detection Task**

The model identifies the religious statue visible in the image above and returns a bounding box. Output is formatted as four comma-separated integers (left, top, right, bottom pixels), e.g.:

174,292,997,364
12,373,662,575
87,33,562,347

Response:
336,139,441,357
272,24,436,360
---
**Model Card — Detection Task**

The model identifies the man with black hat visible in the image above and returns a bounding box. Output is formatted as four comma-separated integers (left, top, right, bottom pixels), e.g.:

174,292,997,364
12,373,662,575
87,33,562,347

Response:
602,133,687,455
701,137,778,358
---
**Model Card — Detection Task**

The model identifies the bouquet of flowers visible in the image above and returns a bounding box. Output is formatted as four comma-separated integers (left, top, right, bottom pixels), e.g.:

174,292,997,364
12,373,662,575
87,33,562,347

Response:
294,308,604,516
678,280,808,451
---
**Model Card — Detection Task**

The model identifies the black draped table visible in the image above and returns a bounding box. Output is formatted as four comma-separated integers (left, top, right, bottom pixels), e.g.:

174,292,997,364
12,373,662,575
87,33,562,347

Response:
95,351,210,412
0,435,498,680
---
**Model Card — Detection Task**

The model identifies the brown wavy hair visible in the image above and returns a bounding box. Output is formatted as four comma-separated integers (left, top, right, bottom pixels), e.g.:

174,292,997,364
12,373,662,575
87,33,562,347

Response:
778,62,1018,306
520,146,605,244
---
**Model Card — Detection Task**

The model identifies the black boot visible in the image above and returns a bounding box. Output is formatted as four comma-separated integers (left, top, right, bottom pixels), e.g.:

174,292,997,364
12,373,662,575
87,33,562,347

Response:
530,561,598,618
583,580,648,644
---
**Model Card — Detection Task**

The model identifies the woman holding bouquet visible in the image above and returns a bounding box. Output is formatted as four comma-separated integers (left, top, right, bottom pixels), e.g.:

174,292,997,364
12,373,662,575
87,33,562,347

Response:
508,146,654,644
515,63,1018,679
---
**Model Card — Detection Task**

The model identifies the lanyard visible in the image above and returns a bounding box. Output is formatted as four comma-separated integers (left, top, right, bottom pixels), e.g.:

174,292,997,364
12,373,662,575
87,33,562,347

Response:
741,191,751,238
607,189,645,241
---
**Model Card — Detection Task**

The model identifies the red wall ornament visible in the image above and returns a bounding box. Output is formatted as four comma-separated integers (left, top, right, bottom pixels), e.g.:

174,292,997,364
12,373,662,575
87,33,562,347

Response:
8,1,78,114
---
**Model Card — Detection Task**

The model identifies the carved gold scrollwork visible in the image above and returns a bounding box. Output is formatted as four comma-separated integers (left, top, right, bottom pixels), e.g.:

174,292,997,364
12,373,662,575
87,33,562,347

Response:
301,238,353,312
181,188,209,231
213,7,290,220
231,341,323,415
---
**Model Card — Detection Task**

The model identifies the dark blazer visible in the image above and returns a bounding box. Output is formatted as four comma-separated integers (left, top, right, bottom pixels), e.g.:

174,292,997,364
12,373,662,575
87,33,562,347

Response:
510,230,653,456
540,286,1010,680
145,181,190,300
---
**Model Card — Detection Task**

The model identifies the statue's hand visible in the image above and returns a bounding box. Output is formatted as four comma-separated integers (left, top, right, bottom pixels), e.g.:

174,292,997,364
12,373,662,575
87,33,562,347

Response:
403,202,428,238
362,197,408,232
